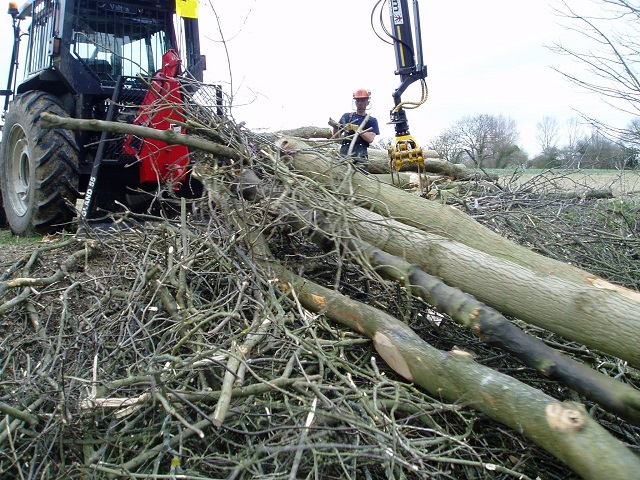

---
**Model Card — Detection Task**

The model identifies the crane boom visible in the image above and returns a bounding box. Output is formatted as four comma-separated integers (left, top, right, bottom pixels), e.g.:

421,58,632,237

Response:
390,0,427,109
387,0,429,193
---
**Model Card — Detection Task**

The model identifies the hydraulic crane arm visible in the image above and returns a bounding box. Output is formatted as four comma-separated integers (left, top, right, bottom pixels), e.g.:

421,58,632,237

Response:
387,0,429,192
389,0,428,128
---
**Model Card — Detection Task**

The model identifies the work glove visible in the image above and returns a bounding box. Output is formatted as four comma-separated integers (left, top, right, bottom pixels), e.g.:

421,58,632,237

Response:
343,123,360,134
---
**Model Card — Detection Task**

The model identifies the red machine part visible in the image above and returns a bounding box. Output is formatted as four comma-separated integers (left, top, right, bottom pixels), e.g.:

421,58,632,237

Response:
122,49,189,188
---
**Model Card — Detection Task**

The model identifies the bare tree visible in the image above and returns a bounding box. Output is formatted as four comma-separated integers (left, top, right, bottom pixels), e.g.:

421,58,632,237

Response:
450,114,521,168
578,128,631,168
427,130,465,163
620,117,640,157
550,0,640,142
566,117,584,148
536,116,561,153
562,116,585,167
619,117,640,168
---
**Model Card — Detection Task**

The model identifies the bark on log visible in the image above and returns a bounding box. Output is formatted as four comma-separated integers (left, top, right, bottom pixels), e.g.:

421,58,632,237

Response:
275,137,640,369
367,148,491,180
39,113,243,161
274,202,640,425
268,263,640,480
270,129,485,181
273,126,333,139
549,189,614,199
362,241,640,424
348,206,640,369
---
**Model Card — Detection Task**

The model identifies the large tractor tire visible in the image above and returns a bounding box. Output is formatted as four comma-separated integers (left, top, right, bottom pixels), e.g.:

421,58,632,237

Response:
0,182,6,228
0,91,80,236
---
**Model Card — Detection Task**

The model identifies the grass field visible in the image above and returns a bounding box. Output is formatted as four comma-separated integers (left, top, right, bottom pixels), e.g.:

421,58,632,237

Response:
0,228,42,245
486,168,640,197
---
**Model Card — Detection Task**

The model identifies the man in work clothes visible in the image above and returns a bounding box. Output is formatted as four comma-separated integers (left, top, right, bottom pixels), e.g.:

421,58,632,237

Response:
329,88,380,172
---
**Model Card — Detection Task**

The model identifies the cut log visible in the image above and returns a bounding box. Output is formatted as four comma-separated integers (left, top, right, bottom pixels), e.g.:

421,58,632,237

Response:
367,148,491,180
39,113,243,160
273,201,640,424
275,136,640,369
274,126,333,139
269,263,640,480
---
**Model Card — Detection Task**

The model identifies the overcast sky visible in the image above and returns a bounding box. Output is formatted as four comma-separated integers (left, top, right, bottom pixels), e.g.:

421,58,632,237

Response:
200,0,634,155
1,0,634,156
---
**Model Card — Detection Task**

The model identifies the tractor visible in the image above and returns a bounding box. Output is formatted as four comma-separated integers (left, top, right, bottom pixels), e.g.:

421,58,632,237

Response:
0,0,217,235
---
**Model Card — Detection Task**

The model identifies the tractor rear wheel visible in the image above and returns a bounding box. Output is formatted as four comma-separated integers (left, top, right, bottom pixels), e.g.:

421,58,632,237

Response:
0,91,80,236
0,190,6,228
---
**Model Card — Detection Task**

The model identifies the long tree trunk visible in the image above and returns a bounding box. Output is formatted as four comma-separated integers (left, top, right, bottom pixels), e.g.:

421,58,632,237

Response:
276,137,640,368
236,200,640,480
268,263,640,480
277,202,640,424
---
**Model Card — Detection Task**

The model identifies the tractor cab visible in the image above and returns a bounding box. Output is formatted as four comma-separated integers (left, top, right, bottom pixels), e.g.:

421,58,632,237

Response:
6,0,203,98
0,0,216,236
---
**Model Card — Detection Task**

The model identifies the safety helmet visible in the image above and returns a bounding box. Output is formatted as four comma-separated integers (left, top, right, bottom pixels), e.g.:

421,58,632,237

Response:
353,88,371,99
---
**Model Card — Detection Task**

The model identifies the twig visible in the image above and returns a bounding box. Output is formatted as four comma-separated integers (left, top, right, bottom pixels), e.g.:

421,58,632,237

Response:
212,317,273,427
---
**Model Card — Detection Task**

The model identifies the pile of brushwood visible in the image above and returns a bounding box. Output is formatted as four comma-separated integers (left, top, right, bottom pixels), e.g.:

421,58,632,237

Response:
1,105,639,480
